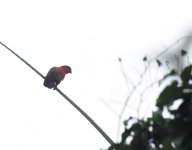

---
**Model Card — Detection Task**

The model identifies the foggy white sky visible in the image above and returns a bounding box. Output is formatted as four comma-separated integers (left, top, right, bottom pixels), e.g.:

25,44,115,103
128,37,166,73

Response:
0,0,192,150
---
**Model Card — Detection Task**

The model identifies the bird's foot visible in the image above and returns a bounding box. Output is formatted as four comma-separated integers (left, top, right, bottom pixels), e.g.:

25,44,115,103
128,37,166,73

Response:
53,86,57,90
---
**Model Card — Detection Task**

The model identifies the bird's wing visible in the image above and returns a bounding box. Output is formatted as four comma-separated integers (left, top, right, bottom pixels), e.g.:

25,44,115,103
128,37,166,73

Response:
47,67,64,81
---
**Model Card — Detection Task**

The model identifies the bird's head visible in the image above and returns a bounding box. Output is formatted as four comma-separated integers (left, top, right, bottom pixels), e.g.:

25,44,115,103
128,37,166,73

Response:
60,65,72,74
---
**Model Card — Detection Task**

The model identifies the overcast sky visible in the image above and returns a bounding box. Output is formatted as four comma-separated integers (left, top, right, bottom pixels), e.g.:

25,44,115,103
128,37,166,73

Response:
0,0,192,150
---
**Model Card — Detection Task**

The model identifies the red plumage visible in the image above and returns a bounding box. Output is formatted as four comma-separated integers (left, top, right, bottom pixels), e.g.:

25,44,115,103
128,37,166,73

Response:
43,65,71,89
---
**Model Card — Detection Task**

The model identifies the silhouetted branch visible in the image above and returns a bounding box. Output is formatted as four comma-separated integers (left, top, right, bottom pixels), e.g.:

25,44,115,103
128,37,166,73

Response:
119,61,150,117
99,98,119,117
115,60,151,141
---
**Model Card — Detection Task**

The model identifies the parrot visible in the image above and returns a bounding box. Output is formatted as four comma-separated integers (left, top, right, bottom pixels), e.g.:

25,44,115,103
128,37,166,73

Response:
43,65,71,89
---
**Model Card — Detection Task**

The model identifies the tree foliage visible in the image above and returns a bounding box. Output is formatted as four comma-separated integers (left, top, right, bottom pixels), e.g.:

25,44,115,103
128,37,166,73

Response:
109,56,192,149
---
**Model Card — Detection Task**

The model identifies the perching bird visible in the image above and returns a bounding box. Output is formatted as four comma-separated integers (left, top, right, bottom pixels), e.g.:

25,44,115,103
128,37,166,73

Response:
43,65,71,89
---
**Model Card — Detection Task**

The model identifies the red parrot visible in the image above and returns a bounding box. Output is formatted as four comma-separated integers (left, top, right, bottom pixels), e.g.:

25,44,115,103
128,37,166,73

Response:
43,65,71,89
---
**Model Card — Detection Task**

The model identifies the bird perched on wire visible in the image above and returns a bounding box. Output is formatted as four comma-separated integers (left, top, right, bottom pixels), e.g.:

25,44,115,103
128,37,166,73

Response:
43,65,72,89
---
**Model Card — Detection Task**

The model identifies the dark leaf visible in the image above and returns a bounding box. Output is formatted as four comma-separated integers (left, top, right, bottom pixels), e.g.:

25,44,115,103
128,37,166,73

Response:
181,49,187,56
166,61,169,65
162,136,173,150
121,129,131,144
159,70,177,85
156,59,162,67
123,116,132,126
143,56,147,62
153,110,164,127
180,65,192,85
156,81,182,109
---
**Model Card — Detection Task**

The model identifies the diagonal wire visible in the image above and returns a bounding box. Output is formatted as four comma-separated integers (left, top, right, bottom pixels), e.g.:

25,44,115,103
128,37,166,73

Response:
0,41,115,147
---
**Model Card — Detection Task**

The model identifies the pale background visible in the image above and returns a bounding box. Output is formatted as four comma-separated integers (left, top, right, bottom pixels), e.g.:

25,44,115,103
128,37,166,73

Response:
0,0,192,150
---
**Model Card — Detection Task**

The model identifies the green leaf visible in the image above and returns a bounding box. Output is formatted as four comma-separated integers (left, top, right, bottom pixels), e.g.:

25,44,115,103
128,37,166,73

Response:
153,110,164,126
180,65,192,85
121,128,131,144
159,70,177,85
162,136,172,150
156,81,182,109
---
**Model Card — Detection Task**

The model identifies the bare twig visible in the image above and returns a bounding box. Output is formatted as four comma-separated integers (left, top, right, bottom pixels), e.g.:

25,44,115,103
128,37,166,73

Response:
137,78,160,118
119,58,135,89
155,36,192,59
115,61,151,140
99,98,119,117
119,61,150,118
